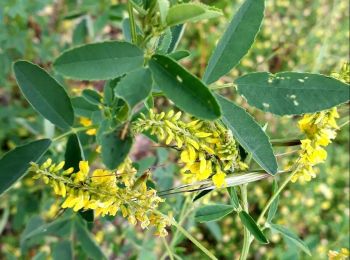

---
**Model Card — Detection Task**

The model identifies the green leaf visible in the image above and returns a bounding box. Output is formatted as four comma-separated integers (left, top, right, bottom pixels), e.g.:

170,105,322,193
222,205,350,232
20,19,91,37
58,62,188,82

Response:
71,97,99,117
0,139,51,195
195,204,234,222
166,3,222,27
157,28,173,54
228,187,240,210
203,0,265,84
101,128,133,169
239,211,268,244
75,219,107,260
149,55,221,120
115,68,152,111
23,217,73,241
236,72,350,115
217,95,277,174
168,50,190,60
73,18,88,45
168,25,185,53
64,134,84,172
13,61,74,130
193,189,213,202
52,240,73,260
158,0,169,25
267,179,279,223
269,223,311,255
82,89,102,105
53,41,144,80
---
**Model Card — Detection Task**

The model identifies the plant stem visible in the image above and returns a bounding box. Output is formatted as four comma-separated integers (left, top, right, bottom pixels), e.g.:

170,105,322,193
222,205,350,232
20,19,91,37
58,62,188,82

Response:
240,184,251,260
128,1,137,44
52,126,94,142
161,237,174,260
257,172,295,225
169,217,217,260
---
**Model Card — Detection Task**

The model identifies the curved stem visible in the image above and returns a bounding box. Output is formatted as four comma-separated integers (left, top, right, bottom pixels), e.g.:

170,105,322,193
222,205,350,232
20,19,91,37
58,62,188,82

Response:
169,217,217,260
161,237,174,260
257,172,295,225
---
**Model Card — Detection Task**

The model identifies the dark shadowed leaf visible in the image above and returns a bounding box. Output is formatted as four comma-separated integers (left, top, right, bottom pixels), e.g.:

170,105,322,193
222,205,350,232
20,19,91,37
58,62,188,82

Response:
64,134,84,172
101,128,133,169
0,139,51,195
239,211,268,244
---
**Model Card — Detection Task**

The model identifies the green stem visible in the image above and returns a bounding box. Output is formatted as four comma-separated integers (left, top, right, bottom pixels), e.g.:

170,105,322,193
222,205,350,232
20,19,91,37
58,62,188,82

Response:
128,1,137,44
169,217,217,260
161,237,174,260
52,126,94,142
257,172,295,225
240,184,251,260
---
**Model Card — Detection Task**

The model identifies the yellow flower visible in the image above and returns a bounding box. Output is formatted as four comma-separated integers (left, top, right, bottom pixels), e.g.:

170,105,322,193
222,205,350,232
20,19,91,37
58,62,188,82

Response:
328,248,350,260
212,171,226,188
74,161,89,183
79,117,97,136
29,158,169,236
292,106,339,183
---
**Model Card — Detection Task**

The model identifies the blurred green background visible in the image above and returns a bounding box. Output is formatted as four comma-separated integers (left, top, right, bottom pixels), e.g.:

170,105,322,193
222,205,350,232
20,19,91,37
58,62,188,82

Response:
0,0,349,259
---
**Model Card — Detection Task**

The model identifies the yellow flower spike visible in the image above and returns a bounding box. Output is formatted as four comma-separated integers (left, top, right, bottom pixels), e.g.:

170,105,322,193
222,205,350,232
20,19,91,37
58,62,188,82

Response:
54,161,65,172
173,111,182,120
43,176,50,184
79,161,89,173
199,152,206,173
158,127,165,140
175,136,183,148
180,150,190,163
195,132,212,138
41,158,52,169
120,205,128,217
158,111,165,120
186,120,200,127
63,167,74,175
200,144,215,155
52,180,60,195
59,182,66,197
186,138,199,150
166,110,174,118
164,119,177,130
187,145,197,162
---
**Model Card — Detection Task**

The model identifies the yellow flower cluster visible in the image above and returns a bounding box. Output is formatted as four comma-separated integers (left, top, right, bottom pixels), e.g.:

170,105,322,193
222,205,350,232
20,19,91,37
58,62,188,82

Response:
132,109,247,187
291,108,339,182
328,248,350,260
29,158,169,236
